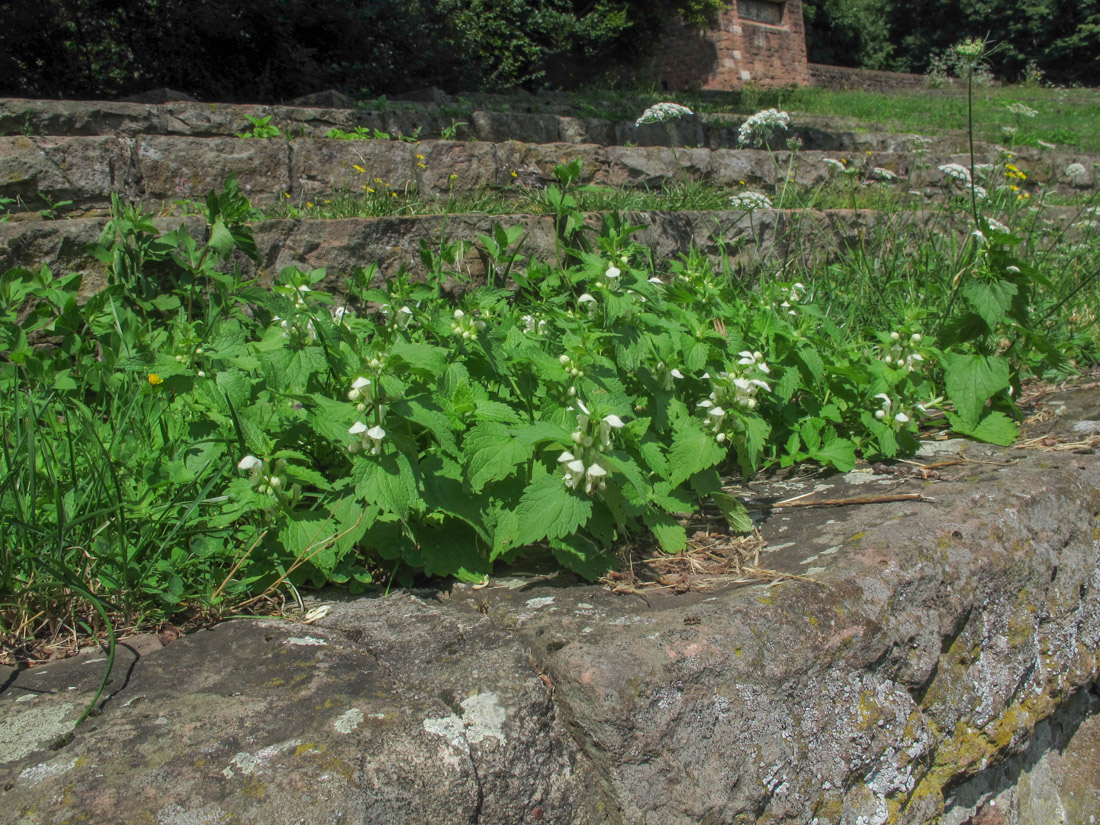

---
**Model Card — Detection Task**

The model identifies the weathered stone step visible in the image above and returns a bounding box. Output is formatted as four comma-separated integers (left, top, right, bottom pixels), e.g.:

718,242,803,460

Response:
0,97,972,154
3,405,1099,824
2,207,1088,298
2,134,1094,218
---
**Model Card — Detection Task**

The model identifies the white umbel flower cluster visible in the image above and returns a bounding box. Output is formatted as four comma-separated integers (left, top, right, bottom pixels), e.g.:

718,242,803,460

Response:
938,163,972,184
635,102,694,127
729,191,773,211
558,401,625,494
738,108,791,147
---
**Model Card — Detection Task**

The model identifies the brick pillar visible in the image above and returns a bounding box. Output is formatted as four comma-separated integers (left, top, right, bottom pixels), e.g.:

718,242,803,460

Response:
646,0,810,91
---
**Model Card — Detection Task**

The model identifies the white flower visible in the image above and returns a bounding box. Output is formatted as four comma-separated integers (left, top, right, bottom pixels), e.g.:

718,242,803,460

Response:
396,306,414,328
1038,139,1056,150
1005,102,1038,118
729,192,773,211
238,455,262,472
738,108,791,147
938,163,972,184
349,421,386,455
648,276,664,285
332,305,349,324
823,158,846,171
874,393,892,420
972,185,988,200
737,350,770,374
1066,162,1088,180
605,265,621,281
985,217,1010,234
635,102,694,127
870,167,899,181
670,368,684,379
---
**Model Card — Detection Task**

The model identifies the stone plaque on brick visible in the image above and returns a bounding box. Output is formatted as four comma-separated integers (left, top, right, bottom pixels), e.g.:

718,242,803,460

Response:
739,0,785,25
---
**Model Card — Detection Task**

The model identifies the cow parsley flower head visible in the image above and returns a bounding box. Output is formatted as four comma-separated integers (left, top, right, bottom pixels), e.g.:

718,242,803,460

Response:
738,108,791,147
1066,162,1088,182
1005,102,1038,119
635,102,694,127
938,163,972,184
729,191,773,211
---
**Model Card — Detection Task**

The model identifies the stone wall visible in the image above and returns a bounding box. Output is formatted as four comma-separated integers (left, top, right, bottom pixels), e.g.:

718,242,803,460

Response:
809,63,929,92
646,0,810,90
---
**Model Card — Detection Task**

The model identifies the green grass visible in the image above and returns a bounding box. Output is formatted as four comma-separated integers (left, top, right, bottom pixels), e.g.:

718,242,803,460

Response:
458,83,1100,153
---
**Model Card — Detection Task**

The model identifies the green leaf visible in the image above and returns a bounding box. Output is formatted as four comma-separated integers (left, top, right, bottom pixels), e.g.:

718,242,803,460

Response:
774,367,800,402
394,396,460,457
207,218,235,258
644,512,687,554
943,352,1010,429
810,437,857,472
548,535,614,581
390,341,448,376
963,278,1018,329
668,415,725,488
946,410,1019,445
512,473,593,548
464,422,534,492
216,369,253,408
711,492,754,533
353,452,422,519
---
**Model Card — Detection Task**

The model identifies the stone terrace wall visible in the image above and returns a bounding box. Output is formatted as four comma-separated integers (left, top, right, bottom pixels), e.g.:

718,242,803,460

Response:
646,0,810,90
810,63,929,92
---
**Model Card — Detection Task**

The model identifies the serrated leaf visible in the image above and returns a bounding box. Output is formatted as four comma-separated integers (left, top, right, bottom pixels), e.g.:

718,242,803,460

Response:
711,492,754,533
474,399,522,423
797,346,825,383
352,452,422,519
943,352,1010,429
963,278,1018,329
464,422,534,492
394,396,460,456
216,369,253,408
774,367,800,402
207,217,235,257
644,512,687,554
512,473,593,548
284,464,333,491
946,410,1019,445
810,437,857,472
390,341,448,376
668,415,725,488
512,420,572,447
548,535,614,581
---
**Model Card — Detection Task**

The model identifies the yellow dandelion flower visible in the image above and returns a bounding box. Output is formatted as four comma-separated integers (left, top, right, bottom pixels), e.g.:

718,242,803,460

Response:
416,154,425,160
306,202,314,208
511,170,518,178
148,373,163,386
353,164,365,173
374,178,383,184
417,163,426,169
